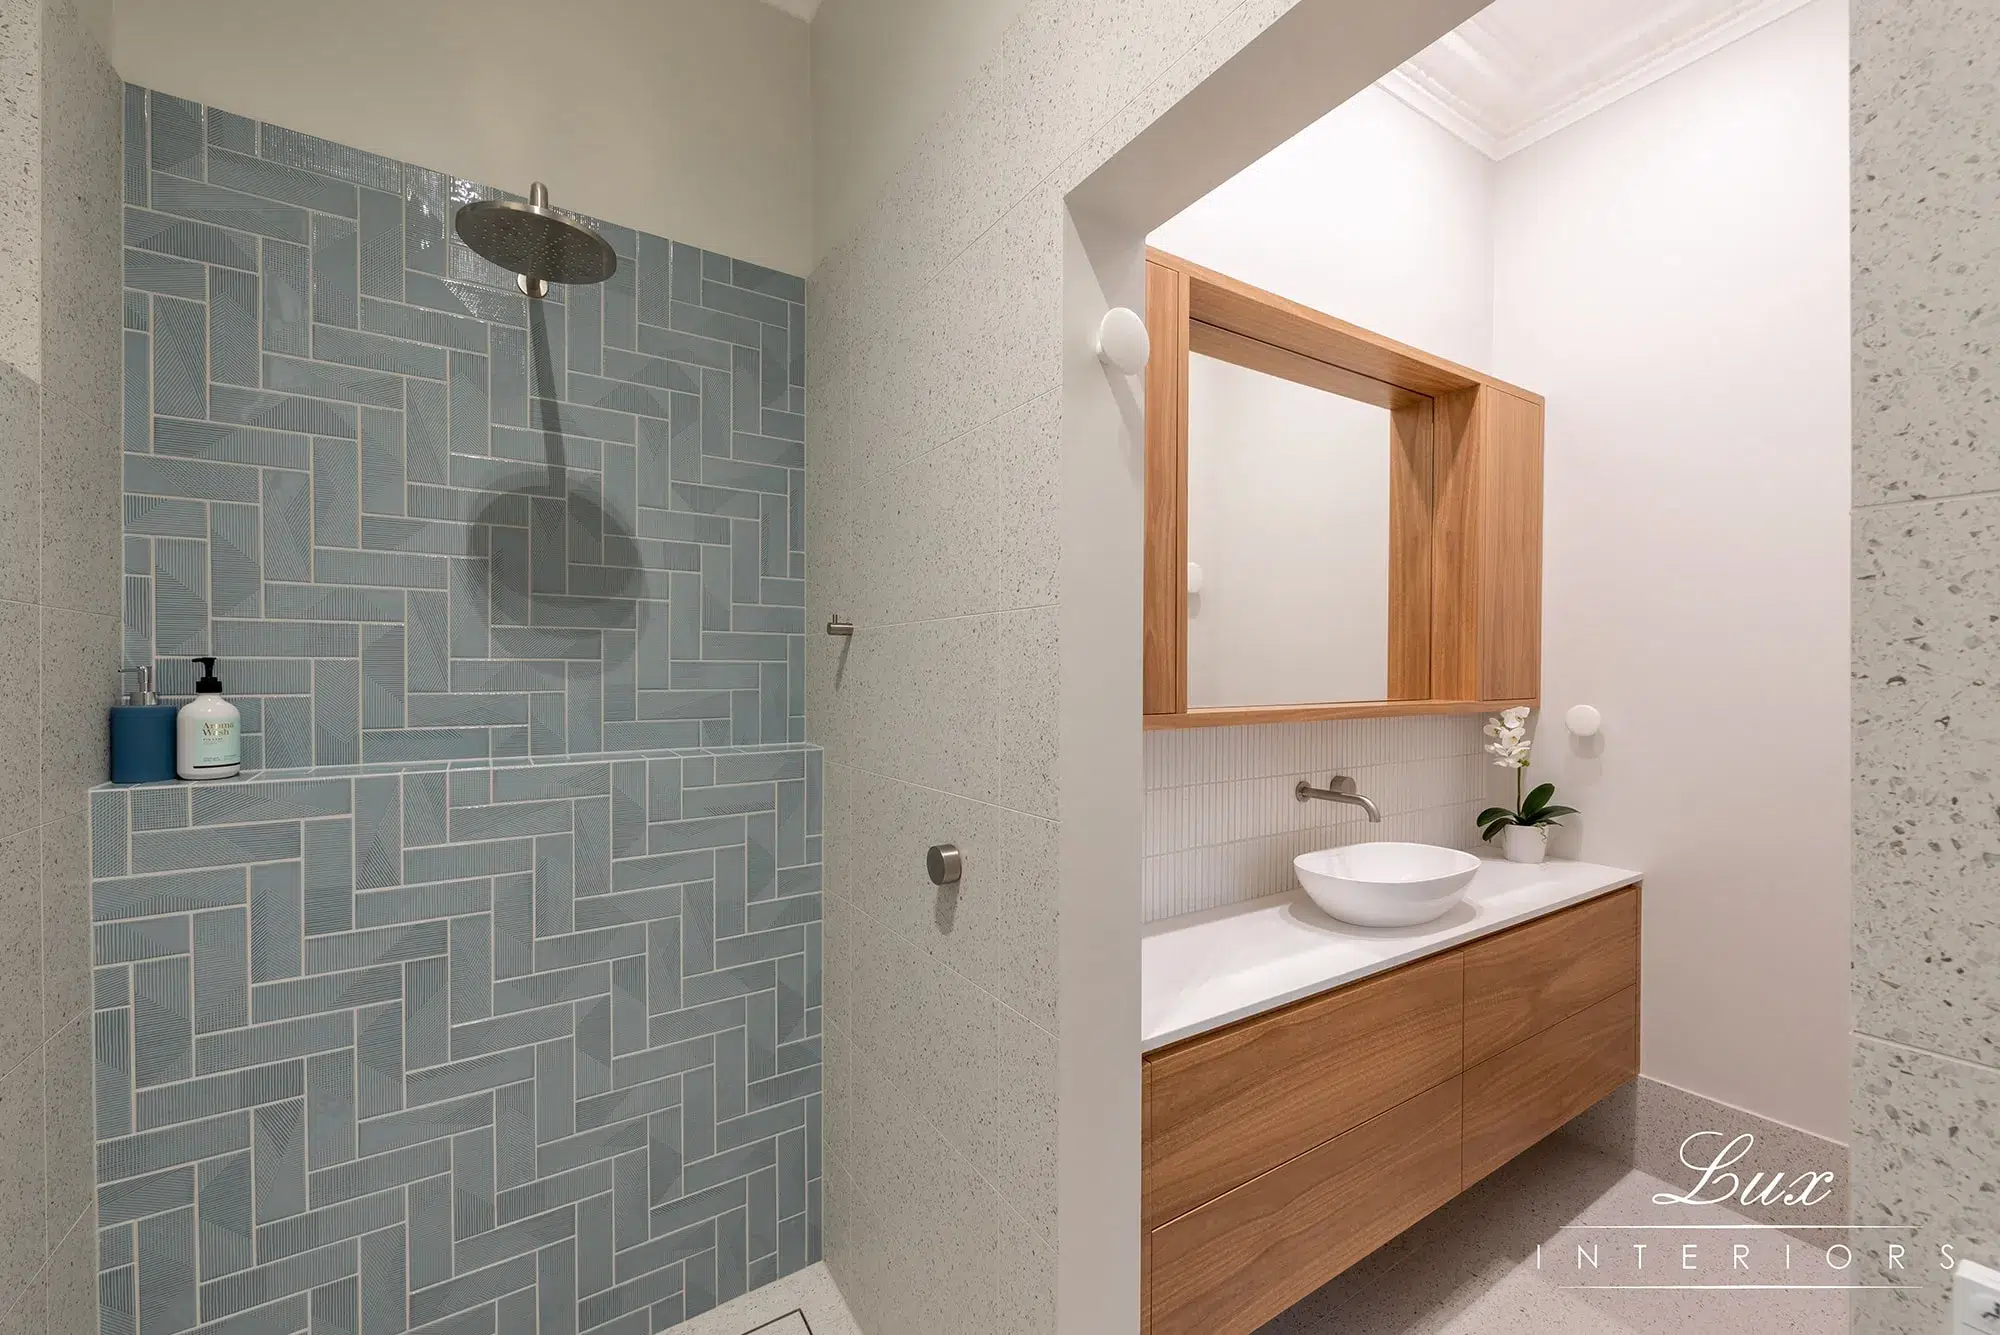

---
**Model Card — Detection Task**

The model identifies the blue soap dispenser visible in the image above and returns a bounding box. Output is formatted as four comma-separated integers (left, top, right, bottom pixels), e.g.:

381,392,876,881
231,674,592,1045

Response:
109,666,179,784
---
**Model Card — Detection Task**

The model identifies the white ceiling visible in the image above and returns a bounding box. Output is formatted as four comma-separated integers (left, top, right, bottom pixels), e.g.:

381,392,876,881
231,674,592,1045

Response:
1380,0,1816,159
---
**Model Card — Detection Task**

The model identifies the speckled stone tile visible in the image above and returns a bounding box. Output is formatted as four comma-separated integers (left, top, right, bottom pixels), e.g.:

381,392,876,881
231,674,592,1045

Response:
820,759,1003,994
43,1207,99,1335
991,604,1056,820
1848,1036,2000,1335
35,0,121,620
839,1085,1001,1335
0,598,40,835
38,607,116,831
0,0,40,384
1854,0,2000,504
1852,495,2000,1068
0,829,40,1079
993,1004,1056,1237
992,807,1058,1035
42,1012,93,1248
0,1045,46,1304
0,366,38,606
38,801,89,1042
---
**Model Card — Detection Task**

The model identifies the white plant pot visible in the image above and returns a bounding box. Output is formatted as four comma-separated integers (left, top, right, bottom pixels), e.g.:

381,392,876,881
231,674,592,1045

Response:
1501,824,1548,865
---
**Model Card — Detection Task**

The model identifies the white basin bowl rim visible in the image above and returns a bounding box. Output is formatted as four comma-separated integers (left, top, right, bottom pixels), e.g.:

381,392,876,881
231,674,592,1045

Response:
1293,842,1481,927
1295,842,1482,884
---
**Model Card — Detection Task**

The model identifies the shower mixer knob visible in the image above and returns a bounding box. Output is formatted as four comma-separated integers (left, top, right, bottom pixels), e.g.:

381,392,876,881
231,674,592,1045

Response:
926,844,964,887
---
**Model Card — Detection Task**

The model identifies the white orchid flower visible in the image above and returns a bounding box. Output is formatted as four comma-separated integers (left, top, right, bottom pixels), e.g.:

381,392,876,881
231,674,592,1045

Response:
1482,708,1532,770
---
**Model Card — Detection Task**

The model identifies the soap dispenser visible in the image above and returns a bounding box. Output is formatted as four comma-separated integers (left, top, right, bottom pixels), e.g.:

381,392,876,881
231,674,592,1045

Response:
176,656,242,780
109,666,179,784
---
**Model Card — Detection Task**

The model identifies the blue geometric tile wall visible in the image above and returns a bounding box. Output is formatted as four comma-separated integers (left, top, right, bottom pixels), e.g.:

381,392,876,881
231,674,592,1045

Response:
89,746,824,1335
120,87,808,766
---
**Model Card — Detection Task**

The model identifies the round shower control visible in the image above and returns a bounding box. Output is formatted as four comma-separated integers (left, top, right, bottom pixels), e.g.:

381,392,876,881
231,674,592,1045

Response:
927,844,964,887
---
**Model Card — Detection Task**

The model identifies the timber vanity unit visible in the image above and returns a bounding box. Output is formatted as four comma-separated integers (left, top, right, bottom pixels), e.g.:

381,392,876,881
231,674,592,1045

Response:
1140,868,1641,1335
1136,254,1641,1332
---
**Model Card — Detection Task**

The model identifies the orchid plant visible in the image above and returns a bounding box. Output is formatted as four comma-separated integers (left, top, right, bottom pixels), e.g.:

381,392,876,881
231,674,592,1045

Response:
1477,707,1577,843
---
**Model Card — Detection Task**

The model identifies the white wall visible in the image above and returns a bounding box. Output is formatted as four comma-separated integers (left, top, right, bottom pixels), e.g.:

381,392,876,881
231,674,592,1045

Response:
1140,1,1851,1142
1140,85,1501,921
1495,0,1851,1141
809,0,1030,261
112,0,814,274
1185,353,1391,707
1148,84,1496,367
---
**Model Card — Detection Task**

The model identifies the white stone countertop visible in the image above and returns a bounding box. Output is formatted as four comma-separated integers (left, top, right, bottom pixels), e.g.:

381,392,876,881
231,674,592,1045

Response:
1142,856,1641,1052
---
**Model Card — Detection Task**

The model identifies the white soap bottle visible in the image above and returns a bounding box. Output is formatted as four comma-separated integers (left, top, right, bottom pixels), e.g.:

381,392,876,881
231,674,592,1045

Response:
176,656,242,780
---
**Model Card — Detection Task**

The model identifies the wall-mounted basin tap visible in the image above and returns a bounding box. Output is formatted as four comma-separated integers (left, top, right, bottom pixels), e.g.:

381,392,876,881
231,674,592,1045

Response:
1295,774,1382,822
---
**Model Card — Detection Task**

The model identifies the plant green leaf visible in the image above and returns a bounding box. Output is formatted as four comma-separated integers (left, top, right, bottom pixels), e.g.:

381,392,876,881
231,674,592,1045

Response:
1480,817,1516,842
1529,805,1577,825
1475,807,1515,826
1521,782,1556,817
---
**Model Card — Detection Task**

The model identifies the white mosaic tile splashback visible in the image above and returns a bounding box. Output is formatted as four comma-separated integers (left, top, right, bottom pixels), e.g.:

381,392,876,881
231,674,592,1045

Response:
1142,715,1495,922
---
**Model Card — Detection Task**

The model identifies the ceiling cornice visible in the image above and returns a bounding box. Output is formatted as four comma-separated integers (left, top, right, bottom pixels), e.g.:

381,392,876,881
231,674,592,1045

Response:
1380,0,1818,160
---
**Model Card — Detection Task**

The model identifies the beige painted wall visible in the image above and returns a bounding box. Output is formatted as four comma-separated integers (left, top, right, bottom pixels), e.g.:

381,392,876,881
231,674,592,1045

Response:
808,0,1029,260
111,0,814,274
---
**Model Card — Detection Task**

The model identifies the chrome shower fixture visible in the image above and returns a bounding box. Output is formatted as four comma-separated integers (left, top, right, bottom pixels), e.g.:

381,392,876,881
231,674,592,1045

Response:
453,181,618,299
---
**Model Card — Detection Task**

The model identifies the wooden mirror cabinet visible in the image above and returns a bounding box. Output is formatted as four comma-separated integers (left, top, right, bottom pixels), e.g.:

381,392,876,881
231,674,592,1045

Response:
1143,248,1547,730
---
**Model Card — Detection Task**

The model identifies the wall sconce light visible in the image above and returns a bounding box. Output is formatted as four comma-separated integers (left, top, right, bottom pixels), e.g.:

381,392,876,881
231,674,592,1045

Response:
1096,307,1150,374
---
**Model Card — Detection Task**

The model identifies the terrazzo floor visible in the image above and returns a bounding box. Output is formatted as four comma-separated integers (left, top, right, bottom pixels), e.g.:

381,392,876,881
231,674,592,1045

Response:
1259,1133,1857,1334
685,1135,1865,1335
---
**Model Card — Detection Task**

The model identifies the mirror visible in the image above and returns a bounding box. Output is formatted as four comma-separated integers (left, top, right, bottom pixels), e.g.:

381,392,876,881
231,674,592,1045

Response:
1185,349,1393,707
1144,246,1547,729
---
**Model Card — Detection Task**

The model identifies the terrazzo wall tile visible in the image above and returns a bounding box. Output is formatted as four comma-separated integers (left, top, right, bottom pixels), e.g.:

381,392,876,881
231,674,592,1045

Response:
120,88,808,765
1853,1,2000,1329
89,748,822,1335
1847,1038,2000,1333
805,0,1464,1327
1,4,122,1335
1852,494,2000,1070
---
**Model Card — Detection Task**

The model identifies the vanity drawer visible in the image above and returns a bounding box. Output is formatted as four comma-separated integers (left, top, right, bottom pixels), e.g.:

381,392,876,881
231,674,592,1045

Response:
1462,984,1638,1186
1462,886,1638,1066
1149,1077,1463,1335
1144,951,1462,1230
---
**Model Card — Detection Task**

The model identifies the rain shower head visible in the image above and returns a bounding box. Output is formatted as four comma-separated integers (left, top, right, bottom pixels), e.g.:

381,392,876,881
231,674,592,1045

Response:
453,181,617,299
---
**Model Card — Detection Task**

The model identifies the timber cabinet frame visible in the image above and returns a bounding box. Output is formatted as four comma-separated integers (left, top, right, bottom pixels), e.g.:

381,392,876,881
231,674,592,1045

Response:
1143,247,1547,729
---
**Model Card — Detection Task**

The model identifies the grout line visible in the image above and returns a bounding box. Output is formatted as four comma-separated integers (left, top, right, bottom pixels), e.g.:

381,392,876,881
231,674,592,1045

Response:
1851,1028,2000,1075
1852,484,2000,514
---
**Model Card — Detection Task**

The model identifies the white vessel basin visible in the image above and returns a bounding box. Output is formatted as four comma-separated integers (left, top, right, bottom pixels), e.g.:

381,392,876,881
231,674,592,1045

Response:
1294,843,1482,927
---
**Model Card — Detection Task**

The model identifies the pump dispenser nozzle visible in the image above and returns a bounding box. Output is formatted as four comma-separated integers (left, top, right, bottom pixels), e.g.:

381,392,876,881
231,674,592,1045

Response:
192,656,223,694
117,665,157,706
